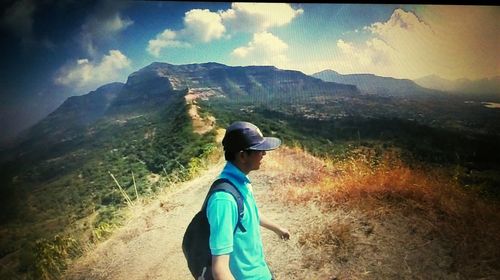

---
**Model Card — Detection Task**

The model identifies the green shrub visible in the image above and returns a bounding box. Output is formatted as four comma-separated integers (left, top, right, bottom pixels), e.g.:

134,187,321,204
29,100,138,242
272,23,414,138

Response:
33,235,82,280
91,222,116,242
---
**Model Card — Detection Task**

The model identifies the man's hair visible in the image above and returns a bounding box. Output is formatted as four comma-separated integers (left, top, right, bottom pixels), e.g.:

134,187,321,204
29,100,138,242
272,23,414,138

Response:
225,150,236,161
225,149,255,162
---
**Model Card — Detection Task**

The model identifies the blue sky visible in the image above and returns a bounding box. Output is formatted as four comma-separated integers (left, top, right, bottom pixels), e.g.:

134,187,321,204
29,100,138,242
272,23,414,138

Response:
0,1,499,142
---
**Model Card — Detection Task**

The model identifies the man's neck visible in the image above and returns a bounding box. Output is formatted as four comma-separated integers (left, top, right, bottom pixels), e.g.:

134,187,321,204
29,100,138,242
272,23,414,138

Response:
229,160,250,175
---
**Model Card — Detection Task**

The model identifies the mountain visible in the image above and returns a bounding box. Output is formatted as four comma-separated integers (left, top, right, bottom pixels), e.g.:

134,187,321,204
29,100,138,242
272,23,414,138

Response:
0,93,68,147
125,62,360,100
4,63,359,162
1,83,124,164
1,62,499,279
413,74,457,92
312,69,437,97
27,82,123,135
0,62,364,278
414,75,500,100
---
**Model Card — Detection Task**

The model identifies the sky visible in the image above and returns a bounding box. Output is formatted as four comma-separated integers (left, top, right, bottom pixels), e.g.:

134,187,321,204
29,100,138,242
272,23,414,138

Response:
0,1,499,143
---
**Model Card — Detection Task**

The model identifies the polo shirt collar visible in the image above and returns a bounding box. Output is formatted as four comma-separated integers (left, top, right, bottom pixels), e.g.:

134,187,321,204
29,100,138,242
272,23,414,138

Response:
221,161,251,186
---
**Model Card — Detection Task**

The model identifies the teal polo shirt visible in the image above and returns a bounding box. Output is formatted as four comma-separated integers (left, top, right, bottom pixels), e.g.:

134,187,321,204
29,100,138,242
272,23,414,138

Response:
206,161,272,280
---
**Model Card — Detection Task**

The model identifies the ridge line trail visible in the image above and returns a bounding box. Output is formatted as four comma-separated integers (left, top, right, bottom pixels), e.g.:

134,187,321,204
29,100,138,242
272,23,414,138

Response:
65,160,224,280
63,148,464,279
64,156,306,280
65,93,309,280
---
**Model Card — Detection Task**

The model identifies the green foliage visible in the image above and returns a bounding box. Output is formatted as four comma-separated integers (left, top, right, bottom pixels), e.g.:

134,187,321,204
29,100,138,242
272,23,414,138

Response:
33,235,82,280
2,80,498,278
201,98,500,198
94,206,122,228
185,142,219,178
91,222,116,242
0,90,220,278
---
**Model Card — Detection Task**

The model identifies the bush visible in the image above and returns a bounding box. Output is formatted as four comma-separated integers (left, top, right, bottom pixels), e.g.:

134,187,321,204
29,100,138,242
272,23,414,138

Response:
33,235,82,280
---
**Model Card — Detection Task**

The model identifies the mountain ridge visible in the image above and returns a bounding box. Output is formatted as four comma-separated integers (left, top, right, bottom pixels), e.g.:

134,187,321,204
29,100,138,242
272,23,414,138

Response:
312,69,438,97
1,61,499,279
133,62,360,99
414,74,500,99
6,62,361,152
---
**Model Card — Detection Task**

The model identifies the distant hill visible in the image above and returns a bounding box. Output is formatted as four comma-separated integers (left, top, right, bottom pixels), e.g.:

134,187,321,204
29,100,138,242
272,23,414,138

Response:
5,63,359,164
0,83,124,164
312,69,437,97
414,74,500,101
1,61,499,279
0,62,364,278
21,82,124,138
130,62,360,100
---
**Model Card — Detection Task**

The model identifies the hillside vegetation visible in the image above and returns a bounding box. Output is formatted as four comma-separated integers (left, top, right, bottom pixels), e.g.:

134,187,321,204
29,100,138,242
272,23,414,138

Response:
254,146,500,279
201,98,500,198
0,92,218,279
62,139,500,279
2,62,499,279
201,97,500,278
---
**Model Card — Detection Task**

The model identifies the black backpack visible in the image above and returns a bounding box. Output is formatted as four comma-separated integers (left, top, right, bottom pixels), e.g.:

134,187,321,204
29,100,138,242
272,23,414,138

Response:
182,178,246,280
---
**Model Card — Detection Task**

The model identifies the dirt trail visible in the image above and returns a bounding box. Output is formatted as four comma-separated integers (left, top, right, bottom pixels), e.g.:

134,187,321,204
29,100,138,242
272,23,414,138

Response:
63,95,470,279
64,149,464,280
65,92,302,280
185,90,215,135
64,157,308,280
65,159,222,280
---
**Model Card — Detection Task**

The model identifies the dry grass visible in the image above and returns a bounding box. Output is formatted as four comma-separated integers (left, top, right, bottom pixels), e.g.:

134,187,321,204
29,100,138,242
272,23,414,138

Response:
298,214,355,272
260,146,500,279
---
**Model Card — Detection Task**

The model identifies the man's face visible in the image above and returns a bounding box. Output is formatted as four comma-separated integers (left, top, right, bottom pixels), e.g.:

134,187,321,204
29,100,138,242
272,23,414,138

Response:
244,150,266,172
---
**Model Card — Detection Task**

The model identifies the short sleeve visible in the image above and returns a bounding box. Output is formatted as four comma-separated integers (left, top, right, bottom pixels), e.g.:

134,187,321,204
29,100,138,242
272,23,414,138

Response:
206,192,239,256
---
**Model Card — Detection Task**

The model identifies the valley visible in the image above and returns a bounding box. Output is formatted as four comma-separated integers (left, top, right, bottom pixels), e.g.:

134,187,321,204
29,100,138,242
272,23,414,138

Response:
0,62,499,279
63,144,500,279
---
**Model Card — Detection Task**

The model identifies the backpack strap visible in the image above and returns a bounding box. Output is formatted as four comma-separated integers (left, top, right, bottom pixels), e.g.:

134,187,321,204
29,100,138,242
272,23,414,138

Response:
202,178,247,233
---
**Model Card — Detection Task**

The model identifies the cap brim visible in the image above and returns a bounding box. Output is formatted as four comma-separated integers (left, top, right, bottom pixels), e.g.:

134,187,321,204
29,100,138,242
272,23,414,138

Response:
247,137,281,151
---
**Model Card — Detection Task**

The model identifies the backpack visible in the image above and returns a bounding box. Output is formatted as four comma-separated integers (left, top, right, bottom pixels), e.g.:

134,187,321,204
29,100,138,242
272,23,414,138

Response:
182,178,246,280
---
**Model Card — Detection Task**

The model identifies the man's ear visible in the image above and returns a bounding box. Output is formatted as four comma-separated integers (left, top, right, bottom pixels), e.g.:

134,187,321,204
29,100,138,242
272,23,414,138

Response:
236,150,245,162
238,150,249,163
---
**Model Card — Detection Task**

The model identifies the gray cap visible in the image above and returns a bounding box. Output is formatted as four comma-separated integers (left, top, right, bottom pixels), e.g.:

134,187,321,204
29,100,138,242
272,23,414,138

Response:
222,121,281,152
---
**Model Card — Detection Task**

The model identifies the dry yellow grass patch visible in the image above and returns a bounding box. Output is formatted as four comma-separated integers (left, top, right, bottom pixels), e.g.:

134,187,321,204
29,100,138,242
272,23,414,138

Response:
259,146,500,278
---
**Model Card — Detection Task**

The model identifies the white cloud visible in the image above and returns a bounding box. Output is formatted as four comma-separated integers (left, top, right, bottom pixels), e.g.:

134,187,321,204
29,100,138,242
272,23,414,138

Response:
416,6,500,79
231,32,289,66
147,9,223,56
146,3,302,58
333,7,500,80
331,9,438,78
183,9,226,43
80,2,133,57
336,39,355,54
147,29,190,57
102,13,133,33
224,4,303,68
221,3,303,33
55,50,131,91
332,38,395,76
368,8,433,39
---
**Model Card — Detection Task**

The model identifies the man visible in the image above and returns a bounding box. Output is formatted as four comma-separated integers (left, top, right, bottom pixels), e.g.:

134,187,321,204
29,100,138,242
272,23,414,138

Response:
207,121,290,280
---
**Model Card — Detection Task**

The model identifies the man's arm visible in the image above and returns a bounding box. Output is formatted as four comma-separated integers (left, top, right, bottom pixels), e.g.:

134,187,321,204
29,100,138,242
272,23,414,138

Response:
260,214,290,240
212,255,235,280
207,193,238,280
